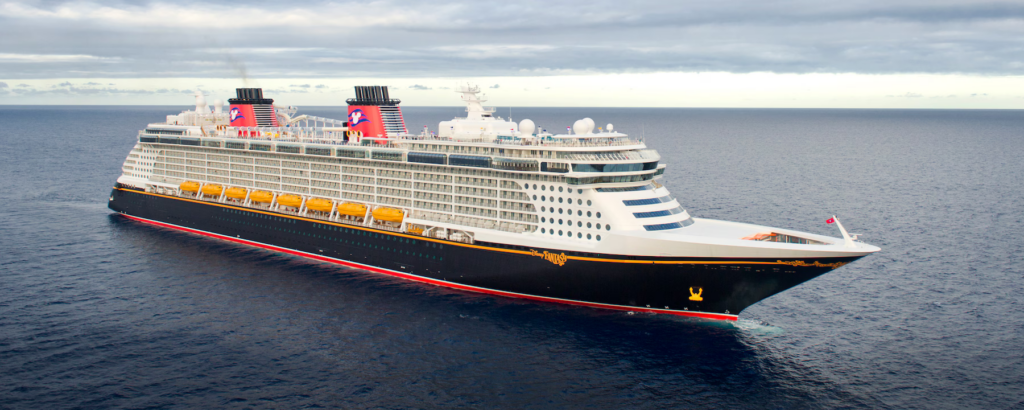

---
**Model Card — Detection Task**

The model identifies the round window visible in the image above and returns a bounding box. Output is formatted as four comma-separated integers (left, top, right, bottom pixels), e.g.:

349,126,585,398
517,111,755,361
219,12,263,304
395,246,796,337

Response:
533,195,537,200
577,199,582,205
559,187,564,192
559,208,563,214
559,219,563,225
558,230,563,236
606,225,611,231
577,221,582,227
597,235,602,241
587,211,592,217
541,217,546,223
542,185,546,191
596,223,602,229
587,200,592,206
577,232,582,238
587,222,592,228
597,212,602,218
541,228,546,233
558,197,563,203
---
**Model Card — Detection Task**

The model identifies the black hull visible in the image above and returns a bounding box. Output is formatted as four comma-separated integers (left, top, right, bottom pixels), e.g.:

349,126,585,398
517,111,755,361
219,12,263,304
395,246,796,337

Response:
108,186,863,320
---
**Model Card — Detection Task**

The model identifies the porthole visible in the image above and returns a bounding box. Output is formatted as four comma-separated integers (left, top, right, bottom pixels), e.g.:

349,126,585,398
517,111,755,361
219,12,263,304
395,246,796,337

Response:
559,230,563,236
577,221,582,227
559,187,564,192
587,211,592,217
587,222,592,228
558,197,563,203
541,217,546,223
577,189,583,194
559,208,563,214
559,219,563,225
597,235,602,241
577,233,582,238
550,230,555,235
541,228,546,233
568,231,573,237
568,220,572,225
587,233,592,240
541,206,546,211
587,200,592,206
606,225,611,231
596,223,602,229
597,212,602,218
577,210,582,216
542,185,546,191
542,195,546,201
533,195,537,200
549,185,554,191
524,183,530,189
577,199,582,205
550,208,555,213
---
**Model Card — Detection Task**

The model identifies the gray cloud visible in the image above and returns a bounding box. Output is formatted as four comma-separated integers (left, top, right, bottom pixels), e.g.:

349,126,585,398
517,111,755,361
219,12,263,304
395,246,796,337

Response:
0,0,1021,79
0,82,7,88
409,84,432,90
315,84,328,89
289,84,310,88
490,84,500,89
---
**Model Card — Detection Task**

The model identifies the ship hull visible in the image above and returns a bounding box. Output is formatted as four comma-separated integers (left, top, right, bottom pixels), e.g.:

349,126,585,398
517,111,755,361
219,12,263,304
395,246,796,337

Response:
108,186,863,320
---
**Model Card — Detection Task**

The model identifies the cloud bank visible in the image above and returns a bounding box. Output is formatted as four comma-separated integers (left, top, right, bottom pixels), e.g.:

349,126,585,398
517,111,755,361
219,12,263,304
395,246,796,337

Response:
0,0,1021,80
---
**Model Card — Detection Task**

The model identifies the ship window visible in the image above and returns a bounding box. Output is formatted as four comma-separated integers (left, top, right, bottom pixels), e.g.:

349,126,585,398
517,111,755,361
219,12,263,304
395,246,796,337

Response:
558,230,563,236
533,195,537,200
578,189,583,194
577,210,582,216
542,185,546,191
541,206,546,212
577,233,582,238
541,196,546,201
524,183,529,189
587,200,592,206
550,230,555,235
587,234,592,240
549,185,554,191
576,199,581,205
550,208,554,213
559,187,563,192
597,235,602,241
558,198,563,203
559,219,563,225
558,208,563,214
587,211,592,217
606,225,611,231
597,212,602,218
541,228,546,233
541,217,546,223
587,222,592,228
577,221,582,227
568,231,572,237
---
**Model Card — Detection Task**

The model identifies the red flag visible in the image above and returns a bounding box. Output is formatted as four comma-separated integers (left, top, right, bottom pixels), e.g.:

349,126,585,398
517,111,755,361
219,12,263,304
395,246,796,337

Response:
826,218,835,224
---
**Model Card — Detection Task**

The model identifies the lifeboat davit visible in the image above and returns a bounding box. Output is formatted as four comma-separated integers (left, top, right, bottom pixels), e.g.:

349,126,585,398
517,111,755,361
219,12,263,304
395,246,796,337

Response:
337,202,367,217
225,187,248,200
179,181,200,192
305,197,334,212
201,184,223,196
250,190,274,203
277,194,302,208
372,207,405,223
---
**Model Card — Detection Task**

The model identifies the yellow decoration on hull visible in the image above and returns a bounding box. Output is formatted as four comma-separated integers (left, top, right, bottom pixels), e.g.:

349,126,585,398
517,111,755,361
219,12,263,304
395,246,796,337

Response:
776,260,849,269
689,287,703,301
530,249,568,266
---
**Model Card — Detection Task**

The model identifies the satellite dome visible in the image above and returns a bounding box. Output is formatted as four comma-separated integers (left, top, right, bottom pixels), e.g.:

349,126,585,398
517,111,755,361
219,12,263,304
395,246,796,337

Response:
583,118,595,134
519,119,536,136
606,123,614,132
572,119,588,135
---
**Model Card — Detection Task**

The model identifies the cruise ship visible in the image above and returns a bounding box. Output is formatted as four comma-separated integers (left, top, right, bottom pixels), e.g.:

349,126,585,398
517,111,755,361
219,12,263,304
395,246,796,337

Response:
109,85,879,321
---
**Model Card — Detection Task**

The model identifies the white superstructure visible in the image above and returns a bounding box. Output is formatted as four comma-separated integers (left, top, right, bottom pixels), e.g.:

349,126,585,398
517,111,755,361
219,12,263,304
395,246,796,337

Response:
117,87,878,260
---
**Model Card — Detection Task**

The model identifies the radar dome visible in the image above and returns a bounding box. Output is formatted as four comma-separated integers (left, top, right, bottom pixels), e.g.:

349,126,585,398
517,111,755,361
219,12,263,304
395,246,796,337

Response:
519,119,536,136
572,119,588,135
194,92,207,112
583,118,595,133
212,99,224,114
606,123,614,132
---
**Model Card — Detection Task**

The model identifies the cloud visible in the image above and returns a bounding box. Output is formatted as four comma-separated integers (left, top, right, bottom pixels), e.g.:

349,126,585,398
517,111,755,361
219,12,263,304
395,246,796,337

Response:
57,81,73,87
490,84,500,89
409,84,432,90
0,0,1021,80
289,84,311,88
315,84,328,89
17,83,30,87
899,92,922,97
0,82,7,88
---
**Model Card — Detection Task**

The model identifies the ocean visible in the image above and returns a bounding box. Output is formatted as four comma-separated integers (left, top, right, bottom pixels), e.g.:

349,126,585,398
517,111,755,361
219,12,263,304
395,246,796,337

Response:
1,105,1022,409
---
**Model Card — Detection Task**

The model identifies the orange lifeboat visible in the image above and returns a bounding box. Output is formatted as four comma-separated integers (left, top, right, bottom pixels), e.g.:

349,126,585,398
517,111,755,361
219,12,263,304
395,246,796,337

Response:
337,202,367,217
250,190,274,203
277,194,302,208
179,181,200,192
305,197,334,212
225,187,248,200
201,184,223,196
372,207,404,223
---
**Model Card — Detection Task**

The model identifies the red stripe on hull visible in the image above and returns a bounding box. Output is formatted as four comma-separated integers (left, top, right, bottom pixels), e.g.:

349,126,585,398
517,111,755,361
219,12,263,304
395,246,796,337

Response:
118,213,738,321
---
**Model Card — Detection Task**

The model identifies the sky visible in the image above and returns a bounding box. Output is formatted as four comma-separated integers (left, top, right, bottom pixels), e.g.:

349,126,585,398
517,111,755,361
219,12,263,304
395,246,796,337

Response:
0,0,1022,108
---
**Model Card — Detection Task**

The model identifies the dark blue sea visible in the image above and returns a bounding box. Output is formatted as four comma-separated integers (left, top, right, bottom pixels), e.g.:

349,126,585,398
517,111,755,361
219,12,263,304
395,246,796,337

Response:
1,105,1022,409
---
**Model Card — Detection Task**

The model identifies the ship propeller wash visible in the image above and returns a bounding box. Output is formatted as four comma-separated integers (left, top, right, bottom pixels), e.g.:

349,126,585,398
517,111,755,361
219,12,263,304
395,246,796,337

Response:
109,85,879,320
